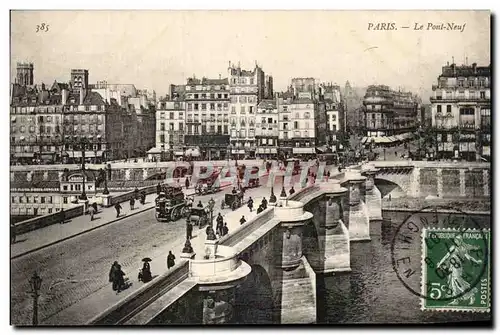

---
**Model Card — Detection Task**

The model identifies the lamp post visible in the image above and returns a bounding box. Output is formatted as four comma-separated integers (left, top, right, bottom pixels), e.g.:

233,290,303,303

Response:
208,197,215,227
79,138,88,200
29,271,42,325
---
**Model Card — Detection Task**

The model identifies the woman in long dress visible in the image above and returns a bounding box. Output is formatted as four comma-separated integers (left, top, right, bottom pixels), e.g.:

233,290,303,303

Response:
436,235,483,305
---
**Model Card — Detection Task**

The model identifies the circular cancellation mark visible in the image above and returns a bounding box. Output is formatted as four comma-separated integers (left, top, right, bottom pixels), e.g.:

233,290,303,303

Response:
390,205,490,302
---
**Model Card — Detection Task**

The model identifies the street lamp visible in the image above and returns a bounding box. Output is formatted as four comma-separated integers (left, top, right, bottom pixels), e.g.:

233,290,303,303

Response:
79,138,89,200
29,271,42,325
208,197,215,227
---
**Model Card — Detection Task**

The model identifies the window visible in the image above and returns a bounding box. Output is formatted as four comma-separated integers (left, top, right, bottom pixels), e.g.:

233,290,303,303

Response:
160,134,165,143
41,196,45,204
63,197,68,204
446,105,452,114
249,106,254,114
48,208,53,214
210,103,215,110
11,196,16,203
240,96,247,103
63,185,68,191
187,103,192,111
179,123,184,131
305,122,310,129
194,94,199,99
210,125,215,133
231,106,236,114
295,112,300,119
241,106,246,114
217,103,222,111
169,123,174,130
194,104,199,111
240,117,246,126
304,112,310,118
480,91,486,99
269,138,273,145
294,121,299,129
169,112,174,119
201,103,207,111
240,129,246,138
160,123,165,131
437,105,442,114
331,115,336,121
223,102,228,110
217,125,222,134
224,125,228,134
230,96,237,103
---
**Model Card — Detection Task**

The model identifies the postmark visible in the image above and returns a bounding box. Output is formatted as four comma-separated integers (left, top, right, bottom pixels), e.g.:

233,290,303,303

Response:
390,205,490,313
421,228,490,312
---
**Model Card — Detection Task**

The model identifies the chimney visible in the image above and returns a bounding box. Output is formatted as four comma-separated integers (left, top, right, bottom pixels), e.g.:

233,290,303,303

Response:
79,86,86,105
62,88,68,105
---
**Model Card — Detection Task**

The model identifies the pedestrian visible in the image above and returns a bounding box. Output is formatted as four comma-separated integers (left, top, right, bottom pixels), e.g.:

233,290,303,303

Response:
114,264,126,293
185,177,190,189
114,203,122,218
257,205,263,214
134,187,140,200
389,194,392,202
92,202,98,213
261,197,268,210
222,222,229,236
156,182,161,195
395,151,397,157
247,197,254,212
140,192,146,205
60,207,66,224
216,217,224,237
88,204,95,221
167,251,176,270
186,220,193,240
109,261,119,291
289,186,295,195
240,215,246,225
216,213,223,227
10,223,16,244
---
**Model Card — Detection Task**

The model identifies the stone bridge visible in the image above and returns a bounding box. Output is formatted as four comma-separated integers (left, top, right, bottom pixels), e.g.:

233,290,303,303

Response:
87,164,384,325
371,161,490,199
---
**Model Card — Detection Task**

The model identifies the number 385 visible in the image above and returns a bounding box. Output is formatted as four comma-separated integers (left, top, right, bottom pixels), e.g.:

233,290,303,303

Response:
36,23,49,32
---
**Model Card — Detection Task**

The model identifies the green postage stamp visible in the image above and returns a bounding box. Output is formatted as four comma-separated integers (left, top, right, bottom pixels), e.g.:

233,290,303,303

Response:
421,228,491,312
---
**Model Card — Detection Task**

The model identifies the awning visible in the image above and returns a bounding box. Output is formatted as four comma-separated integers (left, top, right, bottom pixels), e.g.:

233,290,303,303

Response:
147,147,163,154
257,148,277,154
361,137,368,144
97,135,102,138
19,136,25,141
14,152,34,157
316,145,328,153
11,116,16,122
387,136,397,142
232,149,245,154
174,151,184,156
293,147,315,154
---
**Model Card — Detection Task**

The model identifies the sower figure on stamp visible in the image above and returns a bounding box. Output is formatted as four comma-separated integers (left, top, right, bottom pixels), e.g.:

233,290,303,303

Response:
436,235,483,306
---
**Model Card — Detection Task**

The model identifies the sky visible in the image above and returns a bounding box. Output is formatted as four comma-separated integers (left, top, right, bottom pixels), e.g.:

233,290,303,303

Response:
10,10,490,102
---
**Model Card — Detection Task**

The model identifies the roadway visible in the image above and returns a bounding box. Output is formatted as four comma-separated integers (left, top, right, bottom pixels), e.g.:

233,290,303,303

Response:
10,174,295,325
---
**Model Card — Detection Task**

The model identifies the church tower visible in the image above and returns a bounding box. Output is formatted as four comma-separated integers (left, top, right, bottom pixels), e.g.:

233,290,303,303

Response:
16,62,34,86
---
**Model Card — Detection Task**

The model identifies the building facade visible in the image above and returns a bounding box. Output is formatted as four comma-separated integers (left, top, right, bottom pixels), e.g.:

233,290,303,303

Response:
430,62,491,161
255,99,279,159
151,99,186,160
363,85,419,137
228,62,266,159
10,65,155,165
185,77,231,160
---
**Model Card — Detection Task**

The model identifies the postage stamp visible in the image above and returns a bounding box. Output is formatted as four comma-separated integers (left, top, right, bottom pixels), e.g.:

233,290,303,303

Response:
420,228,490,312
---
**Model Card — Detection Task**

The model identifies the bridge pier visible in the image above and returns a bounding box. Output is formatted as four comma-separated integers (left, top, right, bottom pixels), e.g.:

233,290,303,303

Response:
362,164,382,221
483,169,490,197
273,200,316,324
343,171,370,241
436,168,443,197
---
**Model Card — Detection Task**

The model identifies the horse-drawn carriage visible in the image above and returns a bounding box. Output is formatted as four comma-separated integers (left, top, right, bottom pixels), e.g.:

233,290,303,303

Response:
155,186,190,222
188,206,210,227
221,190,244,211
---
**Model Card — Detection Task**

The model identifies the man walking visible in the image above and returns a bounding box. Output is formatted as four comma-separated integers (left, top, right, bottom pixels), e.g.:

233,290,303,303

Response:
222,222,229,236
240,215,246,225
247,197,254,212
115,203,122,218
88,204,95,221
186,220,193,240
167,251,176,270
129,197,135,211
185,177,190,189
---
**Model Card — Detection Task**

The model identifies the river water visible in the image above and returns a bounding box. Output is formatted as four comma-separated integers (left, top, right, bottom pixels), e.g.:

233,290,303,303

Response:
317,210,491,324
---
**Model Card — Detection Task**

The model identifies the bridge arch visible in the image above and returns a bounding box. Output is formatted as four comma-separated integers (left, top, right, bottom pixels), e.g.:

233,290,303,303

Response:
374,178,406,198
234,264,275,324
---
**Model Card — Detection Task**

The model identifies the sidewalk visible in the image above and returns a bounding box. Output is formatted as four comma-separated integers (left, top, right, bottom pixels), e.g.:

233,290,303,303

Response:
10,182,231,259
42,185,275,325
